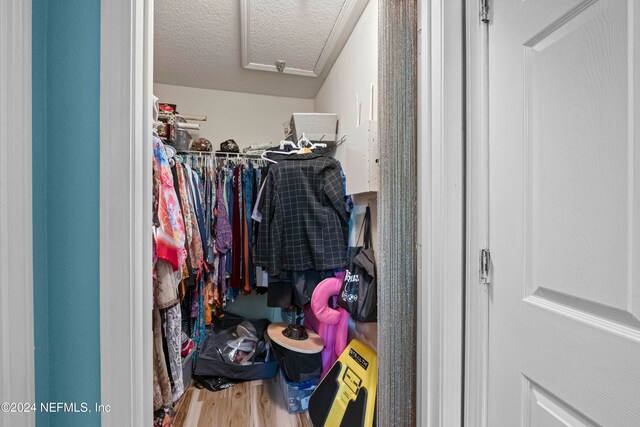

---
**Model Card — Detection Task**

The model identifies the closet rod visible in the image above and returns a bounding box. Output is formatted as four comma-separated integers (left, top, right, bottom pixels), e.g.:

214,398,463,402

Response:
176,150,264,158
176,122,200,130
159,113,207,121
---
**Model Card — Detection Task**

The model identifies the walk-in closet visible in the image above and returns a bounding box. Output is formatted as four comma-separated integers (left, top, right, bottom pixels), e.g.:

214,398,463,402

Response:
151,2,380,426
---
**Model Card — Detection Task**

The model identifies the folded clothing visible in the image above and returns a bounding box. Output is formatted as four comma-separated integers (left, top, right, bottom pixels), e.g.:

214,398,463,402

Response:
181,340,194,358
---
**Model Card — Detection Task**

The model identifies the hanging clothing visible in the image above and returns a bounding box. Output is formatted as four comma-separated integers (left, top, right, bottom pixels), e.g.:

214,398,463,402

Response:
266,269,338,308
153,136,186,271
251,174,268,223
203,168,216,264
213,170,231,297
175,163,204,272
225,168,234,279
254,153,349,275
242,202,251,294
243,163,256,287
153,307,173,411
231,166,244,289
152,136,187,409
155,258,179,310
162,304,184,402
188,165,208,257
191,264,207,360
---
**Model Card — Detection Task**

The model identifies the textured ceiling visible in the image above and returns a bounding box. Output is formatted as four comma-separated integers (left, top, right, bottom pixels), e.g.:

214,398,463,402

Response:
154,0,367,98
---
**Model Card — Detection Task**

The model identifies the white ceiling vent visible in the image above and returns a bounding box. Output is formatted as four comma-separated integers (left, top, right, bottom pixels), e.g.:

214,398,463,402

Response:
241,0,369,77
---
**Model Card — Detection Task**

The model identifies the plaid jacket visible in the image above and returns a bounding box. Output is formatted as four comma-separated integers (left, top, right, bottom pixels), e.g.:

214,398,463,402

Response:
254,153,349,275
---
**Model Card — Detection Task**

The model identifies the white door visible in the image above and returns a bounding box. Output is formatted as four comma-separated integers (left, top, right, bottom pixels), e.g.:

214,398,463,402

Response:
487,0,640,425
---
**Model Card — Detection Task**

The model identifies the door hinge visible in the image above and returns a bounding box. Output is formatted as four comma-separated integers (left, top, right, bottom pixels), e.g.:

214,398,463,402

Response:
480,0,490,23
480,249,491,285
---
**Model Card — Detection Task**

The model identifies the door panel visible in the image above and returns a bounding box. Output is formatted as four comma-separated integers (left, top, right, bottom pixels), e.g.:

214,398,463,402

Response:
523,378,599,427
488,0,640,425
526,0,631,310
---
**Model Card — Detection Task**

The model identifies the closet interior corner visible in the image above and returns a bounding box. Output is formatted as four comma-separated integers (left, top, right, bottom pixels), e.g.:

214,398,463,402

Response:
151,1,379,426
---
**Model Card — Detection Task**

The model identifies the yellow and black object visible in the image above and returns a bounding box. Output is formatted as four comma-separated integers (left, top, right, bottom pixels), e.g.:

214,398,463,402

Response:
308,339,377,427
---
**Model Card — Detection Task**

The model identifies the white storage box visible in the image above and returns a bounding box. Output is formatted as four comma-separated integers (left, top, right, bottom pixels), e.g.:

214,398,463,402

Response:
290,113,339,144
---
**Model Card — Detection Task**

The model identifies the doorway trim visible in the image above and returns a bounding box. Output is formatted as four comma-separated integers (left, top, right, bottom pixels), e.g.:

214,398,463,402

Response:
463,0,490,425
0,1,35,426
99,0,469,425
416,0,466,426
100,0,154,425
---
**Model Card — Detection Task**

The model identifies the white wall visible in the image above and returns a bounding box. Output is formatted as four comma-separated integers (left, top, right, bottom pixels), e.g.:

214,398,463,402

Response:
314,0,378,146
314,0,379,351
153,83,314,149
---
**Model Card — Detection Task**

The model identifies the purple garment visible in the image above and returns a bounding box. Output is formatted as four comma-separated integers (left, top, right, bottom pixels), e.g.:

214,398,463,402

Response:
218,254,227,296
215,172,232,290
225,169,234,273
215,172,232,253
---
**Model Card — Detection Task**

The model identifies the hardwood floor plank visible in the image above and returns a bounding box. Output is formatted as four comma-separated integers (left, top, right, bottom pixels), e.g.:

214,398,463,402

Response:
174,377,313,427
298,412,313,427
173,388,193,427
268,376,297,427
184,389,202,427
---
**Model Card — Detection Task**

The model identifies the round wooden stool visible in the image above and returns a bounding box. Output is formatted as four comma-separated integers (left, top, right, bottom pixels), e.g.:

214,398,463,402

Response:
267,322,324,354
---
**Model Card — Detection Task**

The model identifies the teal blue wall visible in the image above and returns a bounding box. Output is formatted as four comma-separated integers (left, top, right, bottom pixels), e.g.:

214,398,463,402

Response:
33,0,102,425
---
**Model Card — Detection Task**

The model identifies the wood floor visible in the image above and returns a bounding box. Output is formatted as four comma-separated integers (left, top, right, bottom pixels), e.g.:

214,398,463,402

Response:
173,378,313,427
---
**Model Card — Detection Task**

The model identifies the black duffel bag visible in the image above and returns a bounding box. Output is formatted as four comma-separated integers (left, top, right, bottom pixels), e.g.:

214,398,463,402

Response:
194,314,278,380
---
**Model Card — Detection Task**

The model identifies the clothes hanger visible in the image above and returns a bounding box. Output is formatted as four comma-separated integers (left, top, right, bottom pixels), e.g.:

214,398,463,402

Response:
279,139,299,150
314,133,329,148
297,133,313,154
298,133,312,150
163,143,177,167
260,150,280,164
262,136,308,163
261,148,305,164
296,133,327,153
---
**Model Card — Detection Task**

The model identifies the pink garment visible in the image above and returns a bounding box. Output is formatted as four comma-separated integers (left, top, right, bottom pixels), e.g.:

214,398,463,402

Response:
153,136,186,270
306,274,349,379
